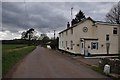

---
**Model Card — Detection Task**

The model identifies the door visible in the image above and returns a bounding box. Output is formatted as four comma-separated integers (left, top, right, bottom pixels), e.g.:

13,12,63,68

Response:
80,39,84,55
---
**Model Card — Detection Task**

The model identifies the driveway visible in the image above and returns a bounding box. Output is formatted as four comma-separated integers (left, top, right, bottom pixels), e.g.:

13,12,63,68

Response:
5,46,109,78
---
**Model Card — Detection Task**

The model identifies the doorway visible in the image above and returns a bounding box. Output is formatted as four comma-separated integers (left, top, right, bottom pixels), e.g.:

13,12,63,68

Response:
80,39,84,55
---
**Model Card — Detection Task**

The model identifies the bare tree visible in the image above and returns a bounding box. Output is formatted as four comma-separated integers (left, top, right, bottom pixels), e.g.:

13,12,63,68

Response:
106,1,120,24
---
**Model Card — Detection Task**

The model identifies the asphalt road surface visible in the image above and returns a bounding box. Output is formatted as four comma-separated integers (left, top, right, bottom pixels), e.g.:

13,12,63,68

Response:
5,46,109,78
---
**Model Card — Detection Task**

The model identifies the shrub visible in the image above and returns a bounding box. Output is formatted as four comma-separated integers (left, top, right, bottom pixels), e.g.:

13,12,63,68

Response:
99,58,120,74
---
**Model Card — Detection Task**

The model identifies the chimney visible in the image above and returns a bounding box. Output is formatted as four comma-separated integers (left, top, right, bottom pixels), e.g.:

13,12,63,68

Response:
67,22,70,28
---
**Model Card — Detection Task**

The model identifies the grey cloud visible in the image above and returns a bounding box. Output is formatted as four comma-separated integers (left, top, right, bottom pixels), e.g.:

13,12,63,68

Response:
0,2,2,31
2,2,116,37
2,2,30,30
2,2,69,33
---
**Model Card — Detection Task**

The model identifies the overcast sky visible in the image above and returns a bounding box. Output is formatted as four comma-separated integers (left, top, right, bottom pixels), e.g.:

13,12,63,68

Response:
0,1,118,40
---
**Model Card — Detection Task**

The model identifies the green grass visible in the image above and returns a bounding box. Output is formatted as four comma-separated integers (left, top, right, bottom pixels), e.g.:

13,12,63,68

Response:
2,44,27,51
92,66,119,79
92,65,103,73
2,44,36,76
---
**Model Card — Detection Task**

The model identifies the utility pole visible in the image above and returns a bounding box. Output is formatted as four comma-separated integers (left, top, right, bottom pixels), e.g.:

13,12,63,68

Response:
71,7,73,21
54,30,56,40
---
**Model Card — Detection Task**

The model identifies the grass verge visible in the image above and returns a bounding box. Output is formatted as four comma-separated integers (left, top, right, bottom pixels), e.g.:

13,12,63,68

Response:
92,65,103,74
2,44,36,76
92,65,119,79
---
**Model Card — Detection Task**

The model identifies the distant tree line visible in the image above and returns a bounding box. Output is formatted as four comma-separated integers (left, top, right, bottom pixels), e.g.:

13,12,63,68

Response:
2,27,60,49
2,39,41,46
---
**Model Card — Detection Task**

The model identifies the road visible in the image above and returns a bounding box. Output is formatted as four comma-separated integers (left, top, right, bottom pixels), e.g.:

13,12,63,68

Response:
5,46,108,78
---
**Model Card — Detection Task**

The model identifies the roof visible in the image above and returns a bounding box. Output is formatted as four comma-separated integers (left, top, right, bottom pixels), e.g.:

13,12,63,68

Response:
59,17,118,34
59,17,94,34
95,21,118,26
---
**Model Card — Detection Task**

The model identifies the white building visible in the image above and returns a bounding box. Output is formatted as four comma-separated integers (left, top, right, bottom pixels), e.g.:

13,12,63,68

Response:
59,17,120,56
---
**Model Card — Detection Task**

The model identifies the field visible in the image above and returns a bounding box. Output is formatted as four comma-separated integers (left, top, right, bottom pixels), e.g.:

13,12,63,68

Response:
2,44,36,76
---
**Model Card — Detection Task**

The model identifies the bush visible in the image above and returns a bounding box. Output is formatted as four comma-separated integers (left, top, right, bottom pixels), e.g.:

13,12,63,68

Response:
110,59,120,74
99,58,110,70
49,37,59,50
99,58,120,74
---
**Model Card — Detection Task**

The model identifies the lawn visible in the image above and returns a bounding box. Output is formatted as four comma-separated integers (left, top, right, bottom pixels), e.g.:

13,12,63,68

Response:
2,44,36,76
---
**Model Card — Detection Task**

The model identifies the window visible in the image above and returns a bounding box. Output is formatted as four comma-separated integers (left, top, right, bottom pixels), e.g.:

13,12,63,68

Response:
62,33,64,37
71,41,73,50
66,30,68,35
59,41,61,47
59,34,61,37
71,28,73,34
66,41,67,47
91,42,98,50
83,27,88,33
62,41,63,47
113,28,117,35
106,34,109,41
82,43,83,48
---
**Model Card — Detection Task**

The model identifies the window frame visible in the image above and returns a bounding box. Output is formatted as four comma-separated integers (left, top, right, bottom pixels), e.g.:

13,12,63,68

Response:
91,42,98,50
66,30,68,35
59,34,61,37
66,41,67,47
71,28,73,34
71,40,73,50
113,27,118,35
62,32,64,37
62,41,63,47
106,34,109,41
